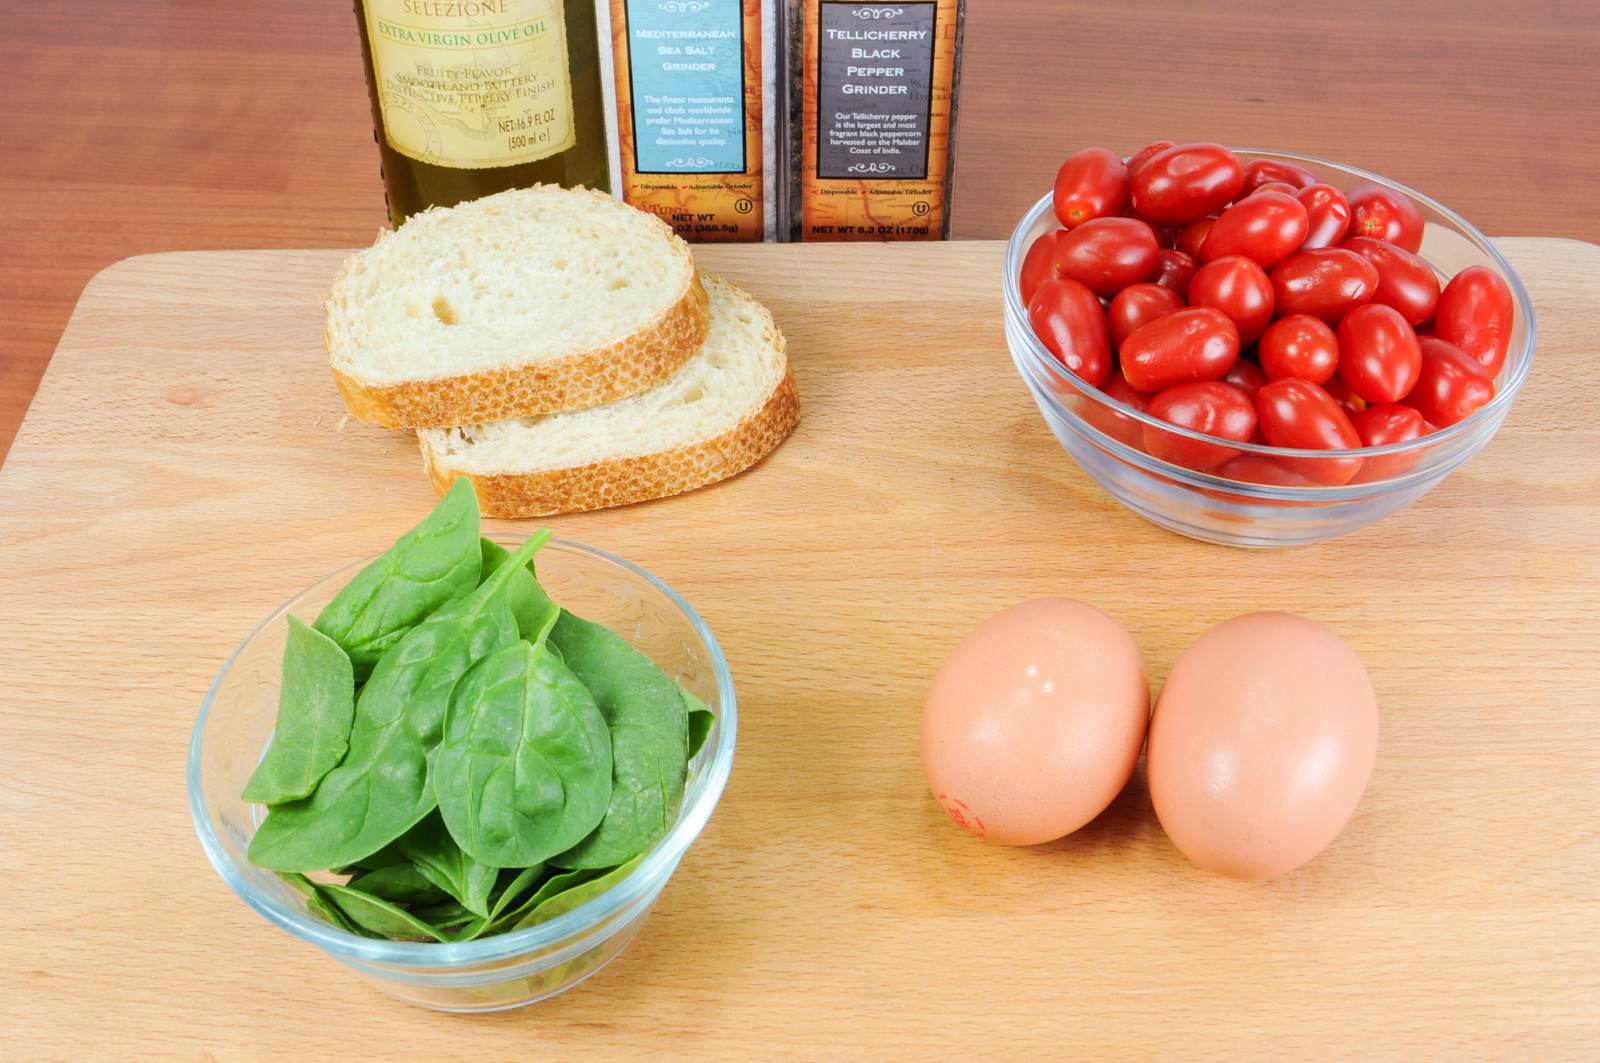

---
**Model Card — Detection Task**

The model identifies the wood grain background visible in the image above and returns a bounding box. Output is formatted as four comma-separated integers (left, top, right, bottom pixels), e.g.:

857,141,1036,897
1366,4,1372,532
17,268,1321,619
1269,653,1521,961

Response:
3,1,1598,464
2,241,1596,1058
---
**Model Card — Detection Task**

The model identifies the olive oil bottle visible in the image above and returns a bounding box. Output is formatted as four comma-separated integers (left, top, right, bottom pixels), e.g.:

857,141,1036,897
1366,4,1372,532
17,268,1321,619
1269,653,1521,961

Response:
354,0,611,225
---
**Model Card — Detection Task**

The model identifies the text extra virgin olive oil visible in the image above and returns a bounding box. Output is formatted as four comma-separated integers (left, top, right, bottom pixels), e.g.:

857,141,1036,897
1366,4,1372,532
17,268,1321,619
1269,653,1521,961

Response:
355,0,612,224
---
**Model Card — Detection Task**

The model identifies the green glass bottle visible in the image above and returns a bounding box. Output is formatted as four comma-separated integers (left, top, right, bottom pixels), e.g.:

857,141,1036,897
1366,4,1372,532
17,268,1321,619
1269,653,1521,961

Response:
354,0,611,225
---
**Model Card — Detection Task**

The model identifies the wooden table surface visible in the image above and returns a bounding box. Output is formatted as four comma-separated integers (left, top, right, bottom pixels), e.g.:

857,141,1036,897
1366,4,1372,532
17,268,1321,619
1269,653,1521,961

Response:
4,1,1599,465
2,240,1596,1058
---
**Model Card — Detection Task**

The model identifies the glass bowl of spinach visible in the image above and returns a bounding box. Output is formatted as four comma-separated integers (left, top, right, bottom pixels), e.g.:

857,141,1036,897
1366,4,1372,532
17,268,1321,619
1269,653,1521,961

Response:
188,519,735,1013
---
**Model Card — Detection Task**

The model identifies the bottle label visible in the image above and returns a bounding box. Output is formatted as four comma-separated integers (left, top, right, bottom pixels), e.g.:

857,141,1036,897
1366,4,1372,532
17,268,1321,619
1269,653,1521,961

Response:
363,0,576,169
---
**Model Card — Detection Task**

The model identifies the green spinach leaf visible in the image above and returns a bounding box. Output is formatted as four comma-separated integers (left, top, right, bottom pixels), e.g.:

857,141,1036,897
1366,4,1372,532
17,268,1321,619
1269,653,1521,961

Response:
396,811,498,918
479,538,559,643
506,858,642,931
346,862,449,906
314,478,481,678
280,872,367,936
330,841,404,875
412,899,472,927
547,612,689,869
684,688,715,760
242,617,356,806
490,867,606,933
447,862,547,942
320,883,450,942
435,640,613,869
247,533,549,872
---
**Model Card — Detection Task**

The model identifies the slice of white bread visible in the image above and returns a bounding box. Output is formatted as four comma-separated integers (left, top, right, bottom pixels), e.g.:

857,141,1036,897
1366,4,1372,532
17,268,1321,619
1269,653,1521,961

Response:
327,185,709,429
417,275,799,517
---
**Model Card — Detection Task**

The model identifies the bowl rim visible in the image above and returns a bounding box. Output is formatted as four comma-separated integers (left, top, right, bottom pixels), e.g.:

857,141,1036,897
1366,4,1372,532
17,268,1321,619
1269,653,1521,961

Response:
1004,146,1537,483
188,535,737,968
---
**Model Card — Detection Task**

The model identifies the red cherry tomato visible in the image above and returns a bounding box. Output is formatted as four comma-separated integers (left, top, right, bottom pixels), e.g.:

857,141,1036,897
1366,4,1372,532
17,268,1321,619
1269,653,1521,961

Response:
1127,139,1176,176
1151,248,1199,299
1027,277,1112,389
1259,314,1339,385
1081,372,1153,448
1249,181,1301,199
1188,256,1275,345
1296,184,1352,250
1108,283,1185,349
1053,148,1131,229
1104,373,1151,410
1213,452,1320,487
1348,183,1424,252
1222,358,1267,397
1120,307,1241,392
1323,376,1367,418
1123,208,1179,248
1352,402,1430,445
1176,217,1217,260
1256,379,1364,485
1336,304,1422,404
1350,403,1431,482
1403,337,1495,426
1130,143,1246,225
1271,248,1379,322
1051,217,1160,298
1144,381,1259,470
1340,236,1441,326
1435,265,1515,376
1019,230,1065,306
1201,191,1310,268
1241,157,1317,193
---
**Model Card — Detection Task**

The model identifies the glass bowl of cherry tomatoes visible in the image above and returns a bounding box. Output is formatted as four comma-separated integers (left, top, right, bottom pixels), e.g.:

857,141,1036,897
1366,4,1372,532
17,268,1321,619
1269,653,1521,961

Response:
1004,144,1535,547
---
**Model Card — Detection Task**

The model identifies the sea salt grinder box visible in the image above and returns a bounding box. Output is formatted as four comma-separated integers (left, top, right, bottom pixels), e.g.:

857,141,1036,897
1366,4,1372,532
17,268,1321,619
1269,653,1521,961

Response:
599,0,779,242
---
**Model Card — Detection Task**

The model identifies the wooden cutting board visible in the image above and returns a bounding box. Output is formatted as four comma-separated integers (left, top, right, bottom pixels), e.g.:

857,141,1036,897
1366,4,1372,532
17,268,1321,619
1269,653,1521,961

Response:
3,239,1597,1059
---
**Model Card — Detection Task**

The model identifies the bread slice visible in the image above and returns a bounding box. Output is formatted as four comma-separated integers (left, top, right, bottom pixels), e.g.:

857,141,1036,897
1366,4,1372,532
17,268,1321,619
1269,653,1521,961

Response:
417,276,799,517
327,185,709,429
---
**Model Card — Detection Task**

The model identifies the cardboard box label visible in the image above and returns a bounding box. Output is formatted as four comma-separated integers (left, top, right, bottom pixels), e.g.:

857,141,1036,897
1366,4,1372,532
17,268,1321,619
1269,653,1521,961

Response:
815,2,936,180
624,0,748,173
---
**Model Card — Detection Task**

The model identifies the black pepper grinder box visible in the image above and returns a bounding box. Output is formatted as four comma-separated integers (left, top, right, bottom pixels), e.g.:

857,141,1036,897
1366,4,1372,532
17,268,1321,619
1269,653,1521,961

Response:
784,0,964,241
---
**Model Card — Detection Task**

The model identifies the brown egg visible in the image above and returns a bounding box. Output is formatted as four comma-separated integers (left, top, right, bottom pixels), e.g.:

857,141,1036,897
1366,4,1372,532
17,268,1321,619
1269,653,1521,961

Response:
1147,612,1378,880
922,598,1149,845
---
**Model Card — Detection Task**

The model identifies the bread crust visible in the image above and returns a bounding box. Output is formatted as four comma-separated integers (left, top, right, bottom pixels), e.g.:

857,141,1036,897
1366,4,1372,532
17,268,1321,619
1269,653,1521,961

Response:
331,274,709,428
419,365,800,517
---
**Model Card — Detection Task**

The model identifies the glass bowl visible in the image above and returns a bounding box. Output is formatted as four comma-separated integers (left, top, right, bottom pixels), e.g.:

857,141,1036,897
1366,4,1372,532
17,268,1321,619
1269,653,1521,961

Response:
189,536,736,1012
1003,148,1536,547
